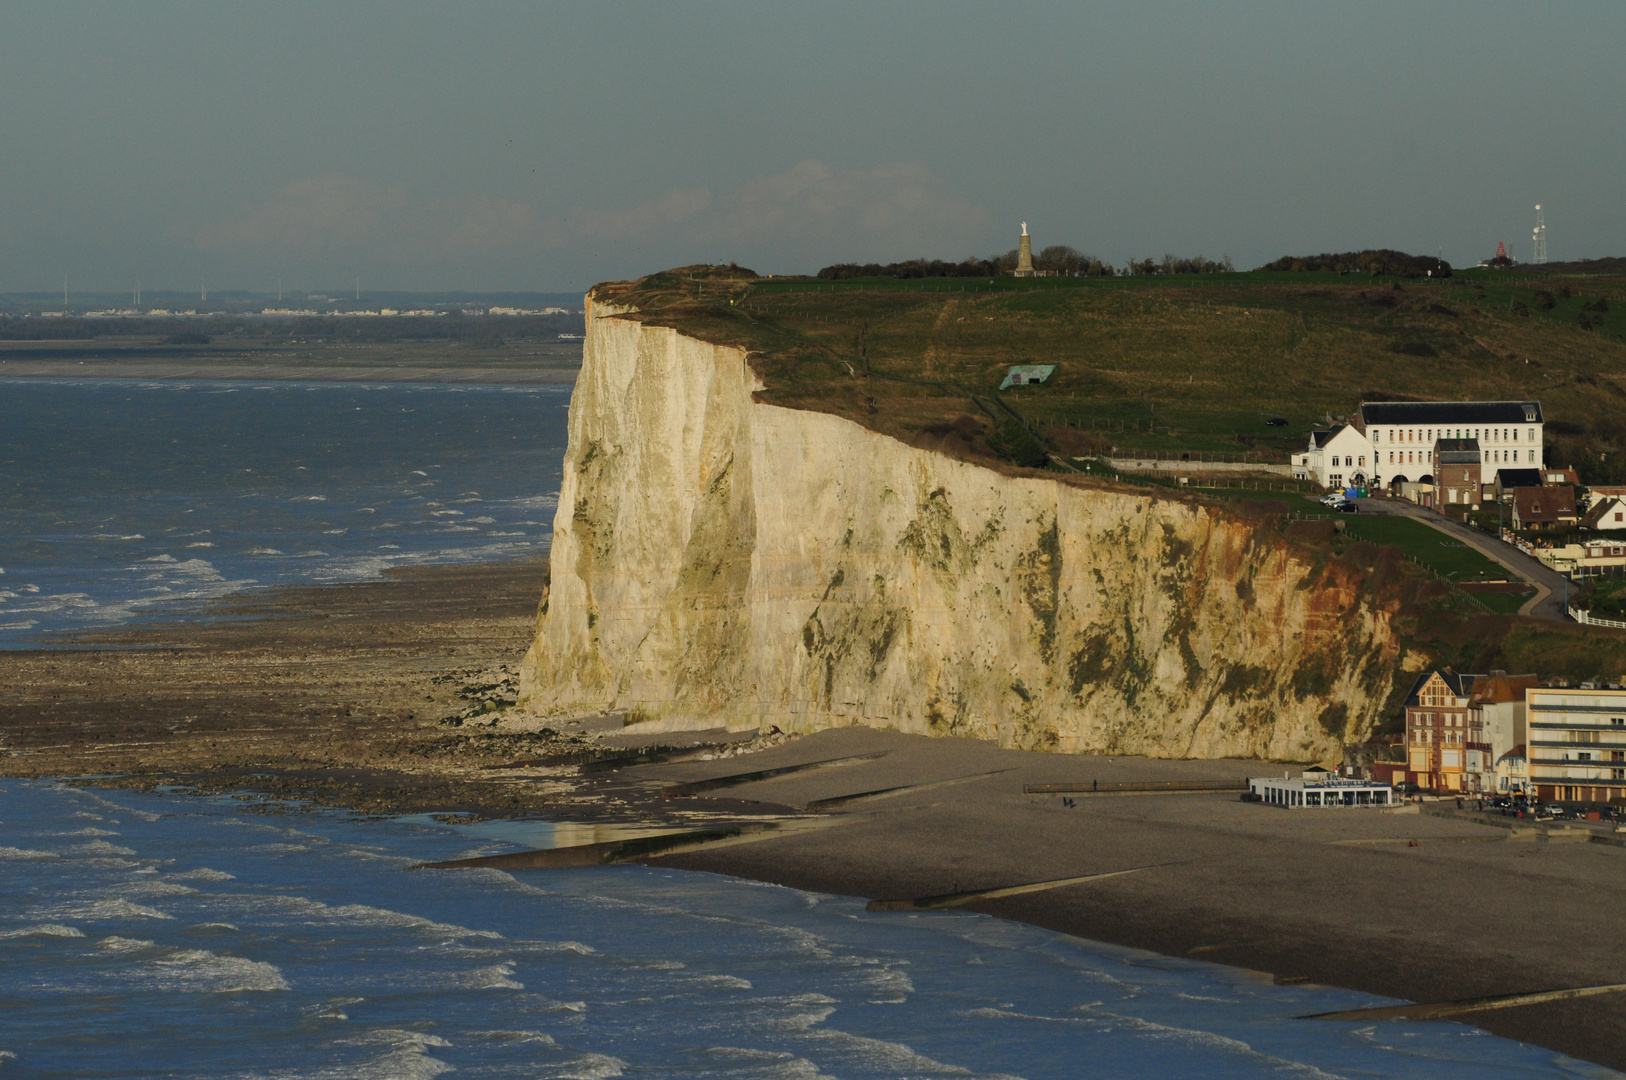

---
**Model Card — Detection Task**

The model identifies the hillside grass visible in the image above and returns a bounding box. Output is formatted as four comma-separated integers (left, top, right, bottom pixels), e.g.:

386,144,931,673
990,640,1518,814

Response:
603,265,1626,467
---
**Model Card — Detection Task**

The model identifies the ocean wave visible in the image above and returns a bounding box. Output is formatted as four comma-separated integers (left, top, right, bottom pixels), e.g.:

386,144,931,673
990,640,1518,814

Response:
62,827,119,837
705,1048,837,1080
1074,1005,1347,1079
452,962,524,990
0,846,60,860
115,880,198,898
149,948,289,993
73,840,138,856
686,974,754,991
98,936,157,952
333,1029,453,1080
556,1053,627,1080
169,867,235,881
469,1030,557,1046
0,924,85,939
63,899,173,921
801,1026,1026,1079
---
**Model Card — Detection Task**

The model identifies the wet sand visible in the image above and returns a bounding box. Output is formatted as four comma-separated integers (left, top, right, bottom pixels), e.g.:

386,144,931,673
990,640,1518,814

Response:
4,562,1624,1070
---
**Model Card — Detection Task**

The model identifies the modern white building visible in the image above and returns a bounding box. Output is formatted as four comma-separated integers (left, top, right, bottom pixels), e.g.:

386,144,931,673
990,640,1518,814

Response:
1525,686,1626,804
1249,774,1395,807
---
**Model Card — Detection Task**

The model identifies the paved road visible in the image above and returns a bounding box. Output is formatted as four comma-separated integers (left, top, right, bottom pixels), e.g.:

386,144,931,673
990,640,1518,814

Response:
1350,497,1569,620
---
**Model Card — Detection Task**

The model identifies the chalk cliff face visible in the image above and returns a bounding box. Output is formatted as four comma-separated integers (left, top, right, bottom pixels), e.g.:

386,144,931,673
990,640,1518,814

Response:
519,298,1400,760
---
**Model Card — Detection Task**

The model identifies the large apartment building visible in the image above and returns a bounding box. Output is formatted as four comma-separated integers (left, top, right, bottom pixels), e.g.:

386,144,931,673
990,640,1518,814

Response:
1525,686,1626,804
1403,669,1538,794
1295,400,1544,492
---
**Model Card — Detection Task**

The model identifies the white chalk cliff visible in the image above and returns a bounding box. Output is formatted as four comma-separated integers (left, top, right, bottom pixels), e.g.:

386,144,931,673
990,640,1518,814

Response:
519,296,1401,760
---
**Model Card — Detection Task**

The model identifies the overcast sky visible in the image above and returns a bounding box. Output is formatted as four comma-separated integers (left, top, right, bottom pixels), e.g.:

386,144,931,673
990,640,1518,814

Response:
3,2,1621,294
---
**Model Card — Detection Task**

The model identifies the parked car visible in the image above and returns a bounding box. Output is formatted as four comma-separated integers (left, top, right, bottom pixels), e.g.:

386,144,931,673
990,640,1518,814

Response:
1337,502,1358,513
1320,493,1347,508
1266,417,1289,427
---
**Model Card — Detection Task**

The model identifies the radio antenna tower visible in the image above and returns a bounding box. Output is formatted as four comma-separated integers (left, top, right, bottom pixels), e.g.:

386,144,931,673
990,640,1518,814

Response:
1532,204,1547,264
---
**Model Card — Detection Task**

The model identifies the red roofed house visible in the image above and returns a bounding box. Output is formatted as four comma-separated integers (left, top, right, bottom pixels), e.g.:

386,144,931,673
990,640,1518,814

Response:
1511,486,1577,531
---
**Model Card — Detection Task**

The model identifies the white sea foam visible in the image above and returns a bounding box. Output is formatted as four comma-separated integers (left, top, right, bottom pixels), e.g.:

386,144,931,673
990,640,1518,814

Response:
333,1029,453,1080
73,840,138,856
801,1026,1026,1079
556,1053,627,1079
149,948,289,993
470,1030,557,1046
687,974,754,991
116,880,197,898
62,827,118,837
0,924,85,939
0,847,60,860
64,899,173,921
1074,1005,1347,1079
99,936,157,952
705,1048,837,1080
454,963,523,990
169,867,235,881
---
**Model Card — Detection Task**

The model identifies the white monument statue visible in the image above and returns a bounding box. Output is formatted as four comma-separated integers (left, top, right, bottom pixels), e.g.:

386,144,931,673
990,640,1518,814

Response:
1015,222,1034,276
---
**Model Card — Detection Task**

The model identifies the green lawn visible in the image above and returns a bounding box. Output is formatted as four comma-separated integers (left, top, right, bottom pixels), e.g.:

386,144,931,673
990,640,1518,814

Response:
1339,515,1505,581
1471,590,1535,614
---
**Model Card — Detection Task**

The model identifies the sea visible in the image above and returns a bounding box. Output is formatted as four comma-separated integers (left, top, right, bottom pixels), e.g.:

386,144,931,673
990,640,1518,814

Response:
0,378,1617,1077
3,780,1616,1079
0,378,569,646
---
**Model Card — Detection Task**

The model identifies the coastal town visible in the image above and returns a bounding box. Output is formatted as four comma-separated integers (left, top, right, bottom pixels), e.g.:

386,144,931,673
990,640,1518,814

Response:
1259,398,1626,819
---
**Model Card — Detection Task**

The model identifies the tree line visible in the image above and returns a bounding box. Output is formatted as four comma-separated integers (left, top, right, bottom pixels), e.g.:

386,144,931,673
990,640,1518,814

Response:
1257,249,1453,278
815,246,1232,280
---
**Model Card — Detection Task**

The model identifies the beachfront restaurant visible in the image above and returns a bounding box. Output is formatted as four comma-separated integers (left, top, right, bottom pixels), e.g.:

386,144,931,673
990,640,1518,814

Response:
1250,774,1394,808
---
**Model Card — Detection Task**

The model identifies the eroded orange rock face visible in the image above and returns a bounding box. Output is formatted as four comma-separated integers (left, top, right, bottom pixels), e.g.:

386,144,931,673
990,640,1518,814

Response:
520,299,1401,761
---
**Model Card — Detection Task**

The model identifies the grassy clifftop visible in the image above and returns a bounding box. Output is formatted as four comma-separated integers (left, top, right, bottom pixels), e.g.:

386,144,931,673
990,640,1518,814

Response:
593,264,1626,471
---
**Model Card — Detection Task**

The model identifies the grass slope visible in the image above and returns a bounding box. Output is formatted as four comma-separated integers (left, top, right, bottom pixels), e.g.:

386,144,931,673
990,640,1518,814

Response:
600,265,1626,466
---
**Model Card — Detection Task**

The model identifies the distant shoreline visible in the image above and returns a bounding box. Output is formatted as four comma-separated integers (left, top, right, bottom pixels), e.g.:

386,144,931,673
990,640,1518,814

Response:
0,357,580,385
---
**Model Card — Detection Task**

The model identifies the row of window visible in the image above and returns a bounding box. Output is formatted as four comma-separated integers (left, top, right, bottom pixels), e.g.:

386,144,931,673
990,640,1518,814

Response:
1376,427,1538,444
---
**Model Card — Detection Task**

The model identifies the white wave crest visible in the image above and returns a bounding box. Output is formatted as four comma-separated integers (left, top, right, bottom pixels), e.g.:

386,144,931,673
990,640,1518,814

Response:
0,924,85,939
169,867,235,881
64,899,173,921
334,1029,453,1080
150,949,289,993
470,1030,557,1046
455,963,523,990
99,936,157,952
688,974,754,991
0,847,60,860
74,838,138,855
557,1053,627,1080
63,827,118,837
116,880,197,898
